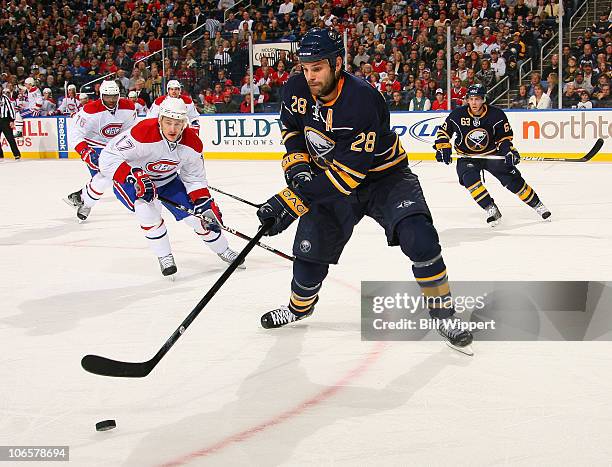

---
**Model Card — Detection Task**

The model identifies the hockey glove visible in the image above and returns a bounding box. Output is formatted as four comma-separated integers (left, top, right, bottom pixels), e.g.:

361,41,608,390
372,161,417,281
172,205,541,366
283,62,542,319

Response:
192,193,223,231
282,153,314,189
434,143,452,165
257,187,309,236
126,167,157,202
79,146,99,170
504,149,520,167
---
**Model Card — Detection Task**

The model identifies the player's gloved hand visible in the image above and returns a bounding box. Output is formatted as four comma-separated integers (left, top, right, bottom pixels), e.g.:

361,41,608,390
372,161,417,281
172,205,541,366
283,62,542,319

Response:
504,149,520,167
282,153,314,189
257,187,309,236
79,146,99,170
434,143,452,165
193,196,223,228
126,167,156,202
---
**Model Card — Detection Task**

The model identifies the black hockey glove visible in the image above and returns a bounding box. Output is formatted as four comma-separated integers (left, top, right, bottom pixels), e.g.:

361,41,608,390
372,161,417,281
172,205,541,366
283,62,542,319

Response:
257,187,309,236
504,149,520,167
282,153,314,189
434,143,452,165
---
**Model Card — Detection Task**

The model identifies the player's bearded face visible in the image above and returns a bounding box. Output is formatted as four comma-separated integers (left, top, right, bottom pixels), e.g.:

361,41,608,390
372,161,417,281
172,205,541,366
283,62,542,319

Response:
467,96,485,114
160,117,185,142
303,59,340,100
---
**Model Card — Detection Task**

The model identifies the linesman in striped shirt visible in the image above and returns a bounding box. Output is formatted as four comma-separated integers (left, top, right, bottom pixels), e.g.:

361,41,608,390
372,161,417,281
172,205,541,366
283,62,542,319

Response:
0,89,22,160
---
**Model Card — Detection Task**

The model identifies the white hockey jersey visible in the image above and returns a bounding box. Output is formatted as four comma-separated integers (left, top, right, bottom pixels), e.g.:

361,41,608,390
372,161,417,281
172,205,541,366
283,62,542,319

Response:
40,98,57,116
73,98,137,154
26,87,43,115
58,96,81,116
147,94,200,125
134,97,148,117
99,118,208,197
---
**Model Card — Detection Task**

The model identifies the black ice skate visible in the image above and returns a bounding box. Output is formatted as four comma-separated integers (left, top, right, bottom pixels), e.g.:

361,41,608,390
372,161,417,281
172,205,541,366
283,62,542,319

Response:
437,318,474,356
64,190,91,222
158,253,177,277
217,247,246,269
534,202,552,221
485,203,502,227
261,305,314,329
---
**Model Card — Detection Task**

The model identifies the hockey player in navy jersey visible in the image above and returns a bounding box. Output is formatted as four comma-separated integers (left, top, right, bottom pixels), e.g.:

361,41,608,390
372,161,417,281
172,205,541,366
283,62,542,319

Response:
255,28,473,355
434,84,551,226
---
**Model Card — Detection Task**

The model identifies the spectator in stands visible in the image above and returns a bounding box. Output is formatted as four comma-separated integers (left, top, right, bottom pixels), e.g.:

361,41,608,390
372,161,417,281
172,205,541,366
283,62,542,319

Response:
490,50,506,80
388,91,408,111
431,89,449,110
563,56,580,84
477,58,497,90
593,83,611,108
562,83,580,108
543,54,560,81
240,93,254,113
576,90,593,109
240,74,259,96
527,72,544,96
511,85,531,109
278,0,294,15
581,61,596,94
450,76,467,107
545,72,559,107
409,88,431,111
218,91,240,113
528,84,552,109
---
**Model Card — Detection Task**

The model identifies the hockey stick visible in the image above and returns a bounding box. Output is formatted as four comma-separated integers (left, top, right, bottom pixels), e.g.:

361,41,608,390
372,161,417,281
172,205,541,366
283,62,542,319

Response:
81,219,275,378
158,195,294,262
208,185,263,208
452,138,604,163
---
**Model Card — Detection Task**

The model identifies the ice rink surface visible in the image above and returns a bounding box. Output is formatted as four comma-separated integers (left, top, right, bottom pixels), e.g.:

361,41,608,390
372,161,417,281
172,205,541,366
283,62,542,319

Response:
1,159,612,466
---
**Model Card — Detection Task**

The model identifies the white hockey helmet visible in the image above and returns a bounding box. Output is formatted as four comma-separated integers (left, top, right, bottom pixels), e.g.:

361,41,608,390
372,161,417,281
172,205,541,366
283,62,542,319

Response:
79,92,89,101
128,90,138,98
24,77,35,87
158,97,188,141
159,97,188,122
43,88,52,95
67,84,77,91
166,79,182,91
99,80,120,110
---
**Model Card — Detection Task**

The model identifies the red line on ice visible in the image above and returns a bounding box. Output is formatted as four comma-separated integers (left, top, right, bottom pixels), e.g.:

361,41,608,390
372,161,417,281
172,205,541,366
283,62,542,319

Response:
160,341,385,466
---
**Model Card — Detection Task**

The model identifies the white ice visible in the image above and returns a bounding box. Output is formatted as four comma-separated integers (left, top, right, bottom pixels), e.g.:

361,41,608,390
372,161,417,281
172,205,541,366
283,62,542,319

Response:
1,159,612,466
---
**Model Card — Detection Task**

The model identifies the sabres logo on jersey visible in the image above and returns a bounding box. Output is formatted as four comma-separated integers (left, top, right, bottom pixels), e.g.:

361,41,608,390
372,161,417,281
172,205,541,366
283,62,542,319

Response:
465,128,490,152
305,127,335,164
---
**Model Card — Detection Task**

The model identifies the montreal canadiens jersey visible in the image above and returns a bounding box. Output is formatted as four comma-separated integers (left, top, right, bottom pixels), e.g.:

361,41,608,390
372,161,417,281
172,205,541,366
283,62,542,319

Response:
434,104,513,157
58,96,81,116
40,98,56,116
26,87,43,115
147,94,200,124
280,70,407,201
72,98,137,152
99,118,208,194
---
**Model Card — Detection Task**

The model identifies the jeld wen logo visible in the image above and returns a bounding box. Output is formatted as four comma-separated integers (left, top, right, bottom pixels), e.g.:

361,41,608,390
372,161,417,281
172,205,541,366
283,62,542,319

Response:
212,118,282,145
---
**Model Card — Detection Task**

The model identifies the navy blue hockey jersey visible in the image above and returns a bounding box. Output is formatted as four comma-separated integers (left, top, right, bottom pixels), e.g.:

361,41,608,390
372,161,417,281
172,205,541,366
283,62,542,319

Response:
280,71,407,200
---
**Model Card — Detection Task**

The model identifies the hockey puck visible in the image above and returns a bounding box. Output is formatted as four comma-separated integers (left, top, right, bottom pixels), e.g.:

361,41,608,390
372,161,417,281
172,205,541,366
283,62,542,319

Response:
95,420,116,432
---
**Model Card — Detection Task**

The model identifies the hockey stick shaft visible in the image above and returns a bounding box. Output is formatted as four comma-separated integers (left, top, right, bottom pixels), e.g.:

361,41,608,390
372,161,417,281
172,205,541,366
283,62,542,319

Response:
81,219,274,378
452,138,603,163
208,185,262,208
158,195,294,262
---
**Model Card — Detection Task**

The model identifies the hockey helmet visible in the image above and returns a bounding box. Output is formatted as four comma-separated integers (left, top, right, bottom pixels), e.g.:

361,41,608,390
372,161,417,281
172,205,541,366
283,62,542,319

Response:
298,28,344,65
24,77,35,87
158,97,188,141
99,80,120,111
166,79,182,91
67,84,77,91
79,93,89,102
128,90,138,98
43,88,52,95
466,84,487,99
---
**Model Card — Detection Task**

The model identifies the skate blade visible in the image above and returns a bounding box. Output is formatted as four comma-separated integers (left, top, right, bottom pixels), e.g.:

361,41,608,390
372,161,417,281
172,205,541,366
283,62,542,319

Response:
445,341,474,356
63,197,79,208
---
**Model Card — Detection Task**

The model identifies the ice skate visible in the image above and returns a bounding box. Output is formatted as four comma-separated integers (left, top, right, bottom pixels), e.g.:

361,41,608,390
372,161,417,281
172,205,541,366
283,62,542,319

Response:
534,202,551,221
158,253,177,278
217,247,246,269
64,190,90,222
437,318,474,356
261,305,314,329
485,203,502,227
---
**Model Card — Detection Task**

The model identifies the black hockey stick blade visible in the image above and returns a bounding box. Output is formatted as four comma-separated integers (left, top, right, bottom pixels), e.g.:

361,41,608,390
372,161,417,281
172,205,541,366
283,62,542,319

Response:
522,138,604,162
81,219,274,378
81,355,154,378
581,137,604,161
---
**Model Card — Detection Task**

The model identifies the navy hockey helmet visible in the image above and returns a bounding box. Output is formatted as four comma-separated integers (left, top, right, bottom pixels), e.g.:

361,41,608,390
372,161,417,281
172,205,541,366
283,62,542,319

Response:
466,84,487,99
298,28,345,66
